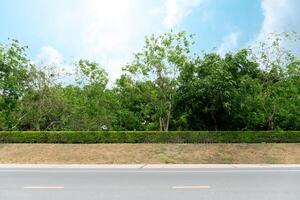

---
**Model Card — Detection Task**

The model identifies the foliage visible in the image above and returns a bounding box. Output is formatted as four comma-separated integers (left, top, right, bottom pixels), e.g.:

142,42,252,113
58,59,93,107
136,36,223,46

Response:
0,31,299,131
0,40,37,129
0,131,299,143
124,31,193,131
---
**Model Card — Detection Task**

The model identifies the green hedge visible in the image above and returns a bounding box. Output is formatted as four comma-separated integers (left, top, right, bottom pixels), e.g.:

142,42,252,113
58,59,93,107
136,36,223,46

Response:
0,131,299,143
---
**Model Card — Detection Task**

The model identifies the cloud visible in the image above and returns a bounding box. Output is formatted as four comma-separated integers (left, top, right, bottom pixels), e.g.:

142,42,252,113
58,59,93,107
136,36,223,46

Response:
81,0,136,55
35,46,75,83
217,31,240,55
254,0,300,53
34,0,204,83
35,46,63,67
152,0,203,29
259,0,300,37
77,0,161,83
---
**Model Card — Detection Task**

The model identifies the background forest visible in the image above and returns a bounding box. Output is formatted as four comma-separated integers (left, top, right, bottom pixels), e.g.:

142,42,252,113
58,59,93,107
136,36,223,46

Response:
1,31,299,131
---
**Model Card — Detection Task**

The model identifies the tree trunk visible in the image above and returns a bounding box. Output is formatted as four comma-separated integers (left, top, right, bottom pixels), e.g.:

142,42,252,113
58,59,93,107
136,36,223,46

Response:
34,121,40,131
159,117,163,131
267,105,276,130
268,118,274,130
267,115,274,130
164,102,172,132
161,118,168,132
211,112,218,131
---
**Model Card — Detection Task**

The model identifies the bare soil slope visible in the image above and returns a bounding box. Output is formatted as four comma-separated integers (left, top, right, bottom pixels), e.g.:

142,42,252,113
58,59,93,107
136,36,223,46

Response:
0,144,299,164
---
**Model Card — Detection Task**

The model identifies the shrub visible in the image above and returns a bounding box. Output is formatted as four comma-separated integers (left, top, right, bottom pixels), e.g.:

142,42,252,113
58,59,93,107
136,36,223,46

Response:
0,131,299,144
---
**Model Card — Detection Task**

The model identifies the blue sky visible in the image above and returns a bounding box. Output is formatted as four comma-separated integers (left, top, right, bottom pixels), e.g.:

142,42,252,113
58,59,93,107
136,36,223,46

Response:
1,0,299,82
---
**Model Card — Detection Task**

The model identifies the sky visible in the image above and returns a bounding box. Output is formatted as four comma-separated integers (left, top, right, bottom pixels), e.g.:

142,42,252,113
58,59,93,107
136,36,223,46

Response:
0,0,300,83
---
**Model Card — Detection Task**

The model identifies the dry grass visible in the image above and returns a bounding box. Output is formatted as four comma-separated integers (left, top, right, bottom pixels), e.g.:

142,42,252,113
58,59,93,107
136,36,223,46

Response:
0,143,299,164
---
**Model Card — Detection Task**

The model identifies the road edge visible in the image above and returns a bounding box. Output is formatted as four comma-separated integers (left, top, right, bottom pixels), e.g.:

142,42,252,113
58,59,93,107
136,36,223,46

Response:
0,164,300,169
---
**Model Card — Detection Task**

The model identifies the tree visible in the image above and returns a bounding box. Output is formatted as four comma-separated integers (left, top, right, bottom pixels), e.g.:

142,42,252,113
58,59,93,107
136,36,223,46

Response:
63,59,117,130
1,31,299,131
249,32,300,130
124,31,193,131
176,53,235,130
113,75,149,130
76,59,108,86
176,49,264,130
0,40,36,130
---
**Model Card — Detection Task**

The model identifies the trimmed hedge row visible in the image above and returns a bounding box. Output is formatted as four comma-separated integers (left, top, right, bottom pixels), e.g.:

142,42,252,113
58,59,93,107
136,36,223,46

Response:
0,131,300,143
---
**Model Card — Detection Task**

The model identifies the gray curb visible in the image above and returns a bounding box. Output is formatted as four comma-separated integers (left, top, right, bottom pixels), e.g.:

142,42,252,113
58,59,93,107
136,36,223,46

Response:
0,164,299,169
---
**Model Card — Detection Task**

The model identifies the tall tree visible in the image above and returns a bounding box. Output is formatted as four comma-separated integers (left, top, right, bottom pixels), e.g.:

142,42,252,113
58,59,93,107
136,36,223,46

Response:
0,40,36,130
250,32,300,130
65,59,117,130
124,31,193,131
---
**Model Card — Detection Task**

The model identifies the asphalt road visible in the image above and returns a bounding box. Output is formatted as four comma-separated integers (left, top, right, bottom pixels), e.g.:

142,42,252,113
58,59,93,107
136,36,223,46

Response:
0,167,300,200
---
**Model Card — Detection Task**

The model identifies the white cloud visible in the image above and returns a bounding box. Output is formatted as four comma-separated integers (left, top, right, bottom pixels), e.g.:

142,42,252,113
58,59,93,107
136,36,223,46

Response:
34,0,204,83
35,46,75,83
76,0,161,83
254,0,300,53
152,0,203,29
81,0,136,55
259,0,300,37
217,31,240,55
35,46,63,67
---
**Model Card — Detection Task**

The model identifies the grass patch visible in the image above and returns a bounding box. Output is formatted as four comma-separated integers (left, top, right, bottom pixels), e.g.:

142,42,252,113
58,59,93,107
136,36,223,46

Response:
0,143,299,164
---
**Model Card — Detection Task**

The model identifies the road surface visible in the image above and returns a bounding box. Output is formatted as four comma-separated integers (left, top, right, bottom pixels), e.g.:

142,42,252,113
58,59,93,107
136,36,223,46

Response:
0,166,299,200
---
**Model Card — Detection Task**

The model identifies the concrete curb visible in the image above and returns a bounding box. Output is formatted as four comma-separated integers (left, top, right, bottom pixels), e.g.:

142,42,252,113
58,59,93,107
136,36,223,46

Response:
0,164,144,169
0,164,299,169
143,164,300,168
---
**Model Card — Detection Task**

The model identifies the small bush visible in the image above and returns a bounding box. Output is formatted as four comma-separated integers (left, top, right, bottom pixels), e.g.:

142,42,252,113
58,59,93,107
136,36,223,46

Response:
0,131,299,144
